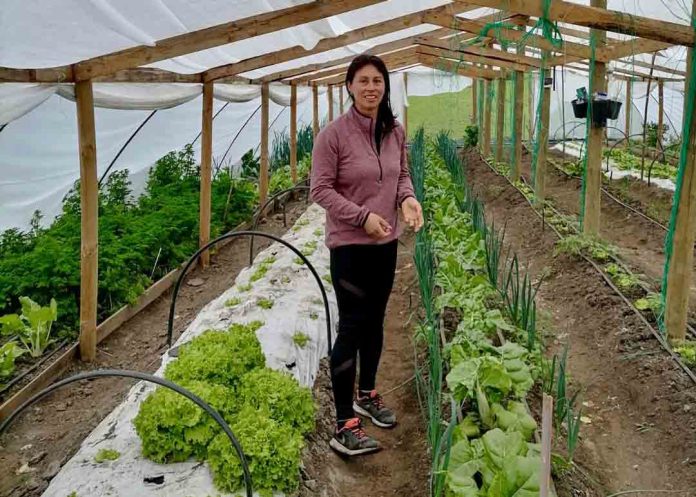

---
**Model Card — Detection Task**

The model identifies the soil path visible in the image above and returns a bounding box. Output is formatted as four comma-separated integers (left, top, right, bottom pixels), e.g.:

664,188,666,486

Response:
301,232,430,497
467,150,696,495
0,200,308,497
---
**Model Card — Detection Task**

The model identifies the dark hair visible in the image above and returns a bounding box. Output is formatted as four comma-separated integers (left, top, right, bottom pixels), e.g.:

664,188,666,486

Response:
345,54,397,144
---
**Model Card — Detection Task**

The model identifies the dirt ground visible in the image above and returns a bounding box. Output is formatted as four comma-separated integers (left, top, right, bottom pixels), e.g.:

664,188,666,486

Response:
299,231,430,497
466,149,696,495
0,200,309,497
0,200,430,497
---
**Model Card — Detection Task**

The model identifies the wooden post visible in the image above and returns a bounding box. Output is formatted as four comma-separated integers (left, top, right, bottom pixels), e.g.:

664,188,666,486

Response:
540,394,554,497
528,72,535,141
312,84,319,139
495,77,507,162
259,82,270,206
512,71,524,181
583,0,608,236
658,79,665,149
199,81,214,268
535,66,552,203
290,84,298,183
663,0,696,342
625,78,632,143
328,85,334,122
482,79,492,157
75,80,98,362
403,73,409,138
339,85,345,115
472,77,478,125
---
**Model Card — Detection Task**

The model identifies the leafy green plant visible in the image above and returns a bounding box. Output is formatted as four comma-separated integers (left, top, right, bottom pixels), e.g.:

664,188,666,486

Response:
308,311,319,320
604,263,642,291
237,283,252,292
94,448,120,463
566,406,583,462
463,124,479,148
554,234,616,262
0,297,58,357
635,292,663,316
257,298,274,310
322,274,332,285
250,263,271,282
293,257,305,265
224,297,241,307
674,341,696,367
313,228,323,237
292,332,310,348
0,342,25,385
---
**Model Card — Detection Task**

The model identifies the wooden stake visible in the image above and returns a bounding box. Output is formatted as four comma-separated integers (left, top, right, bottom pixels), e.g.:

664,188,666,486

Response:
290,84,298,183
76,80,98,362
583,0,608,236
528,73,535,141
625,78,632,144
658,79,665,149
495,77,507,162
512,71,524,181
482,79,492,157
339,85,345,115
540,394,554,497
312,84,319,139
472,77,478,125
535,66,552,203
260,83,270,206
328,85,334,122
199,81,214,268
403,73,409,138
664,0,696,343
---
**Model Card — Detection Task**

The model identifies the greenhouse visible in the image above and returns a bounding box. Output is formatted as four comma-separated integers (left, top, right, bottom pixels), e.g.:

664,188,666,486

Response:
1,0,696,496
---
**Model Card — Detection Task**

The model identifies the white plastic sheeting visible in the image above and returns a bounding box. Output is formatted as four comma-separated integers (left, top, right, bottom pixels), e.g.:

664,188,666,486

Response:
42,203,337,497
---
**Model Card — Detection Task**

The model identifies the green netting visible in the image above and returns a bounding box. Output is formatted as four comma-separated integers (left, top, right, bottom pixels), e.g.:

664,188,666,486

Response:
660,24,696,332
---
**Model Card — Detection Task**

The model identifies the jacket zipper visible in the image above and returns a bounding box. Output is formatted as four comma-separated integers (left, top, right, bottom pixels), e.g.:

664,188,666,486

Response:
368,119,383,183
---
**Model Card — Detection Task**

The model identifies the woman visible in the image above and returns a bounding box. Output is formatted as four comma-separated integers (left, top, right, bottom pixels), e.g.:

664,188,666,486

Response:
310,54,423,457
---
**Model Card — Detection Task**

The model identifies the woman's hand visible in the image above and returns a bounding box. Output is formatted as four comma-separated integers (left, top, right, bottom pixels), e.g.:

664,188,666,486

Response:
364,212,393,239
401,197,424,232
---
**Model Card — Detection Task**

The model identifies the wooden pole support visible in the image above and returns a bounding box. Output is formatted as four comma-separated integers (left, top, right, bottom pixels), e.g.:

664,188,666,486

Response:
528,73,535,141
512,71,524,181
76,80,98,363
328,85,334,122
472,77,478,125
535,67,552,203
290,84,298,183
583,0,608,236
664,0,696,343
540,394,554,497
339,85,345,115
482,79,492,157
625,78,632,145
312,84,319,139
658,79,665,149
495,77,507,162
199,81,214,269
259,82,270,206
404,73,409,138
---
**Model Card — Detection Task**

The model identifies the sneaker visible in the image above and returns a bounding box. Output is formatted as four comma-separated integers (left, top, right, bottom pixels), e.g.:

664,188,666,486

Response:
329,418,381,456
354,390,397,428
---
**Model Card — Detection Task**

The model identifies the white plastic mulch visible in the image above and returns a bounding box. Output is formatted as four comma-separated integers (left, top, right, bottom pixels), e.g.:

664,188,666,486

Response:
42,203,337,497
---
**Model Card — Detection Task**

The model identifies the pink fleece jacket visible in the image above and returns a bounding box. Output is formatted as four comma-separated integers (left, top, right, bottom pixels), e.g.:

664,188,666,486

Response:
310,106,415,249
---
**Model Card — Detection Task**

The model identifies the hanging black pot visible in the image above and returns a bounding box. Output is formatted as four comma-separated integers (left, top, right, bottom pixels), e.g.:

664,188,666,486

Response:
591,99,622,126
571,99,588,119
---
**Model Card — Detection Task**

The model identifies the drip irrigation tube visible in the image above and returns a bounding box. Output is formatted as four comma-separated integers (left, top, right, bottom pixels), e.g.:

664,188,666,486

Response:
166,230,333,355
0,369,253,497
477,154,696,385
0,339,69,396
248,184,310,264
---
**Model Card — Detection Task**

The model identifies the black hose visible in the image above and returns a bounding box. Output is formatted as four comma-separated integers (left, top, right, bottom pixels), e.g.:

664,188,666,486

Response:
166,230,332,355
0,369,253,497
248,184,310,264
0,340,69,396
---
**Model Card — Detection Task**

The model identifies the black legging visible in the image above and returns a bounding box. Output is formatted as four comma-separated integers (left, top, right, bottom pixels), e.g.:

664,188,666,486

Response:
329,240,398,421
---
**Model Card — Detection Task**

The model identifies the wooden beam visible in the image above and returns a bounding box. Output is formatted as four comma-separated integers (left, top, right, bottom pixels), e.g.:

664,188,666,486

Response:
290,84,298,183
658,79,665,147
534,66,552,203
312,85,319,138
204,1,478,82
73,0,387,81
417,52,501,79
260,83,270,206
482,77,492,156
616,58,687,77
199,81,214,268
455,0,694,47
583,0,608,236
600,39,673,62
472,76,478,124
495,77,507,162
296,47,417,83
417,44,531,73
311,52,419,85
418,37,543,68
664,0,696,342
75,80,98,362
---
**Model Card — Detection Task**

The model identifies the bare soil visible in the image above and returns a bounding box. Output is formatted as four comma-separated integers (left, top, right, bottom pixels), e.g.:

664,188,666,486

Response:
466,149,696,495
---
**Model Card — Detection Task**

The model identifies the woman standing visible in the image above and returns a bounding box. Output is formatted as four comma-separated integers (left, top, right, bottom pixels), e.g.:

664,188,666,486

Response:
310,54,423,456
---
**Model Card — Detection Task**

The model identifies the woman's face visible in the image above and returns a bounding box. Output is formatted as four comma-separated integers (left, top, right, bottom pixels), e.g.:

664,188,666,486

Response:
347,64,385,116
